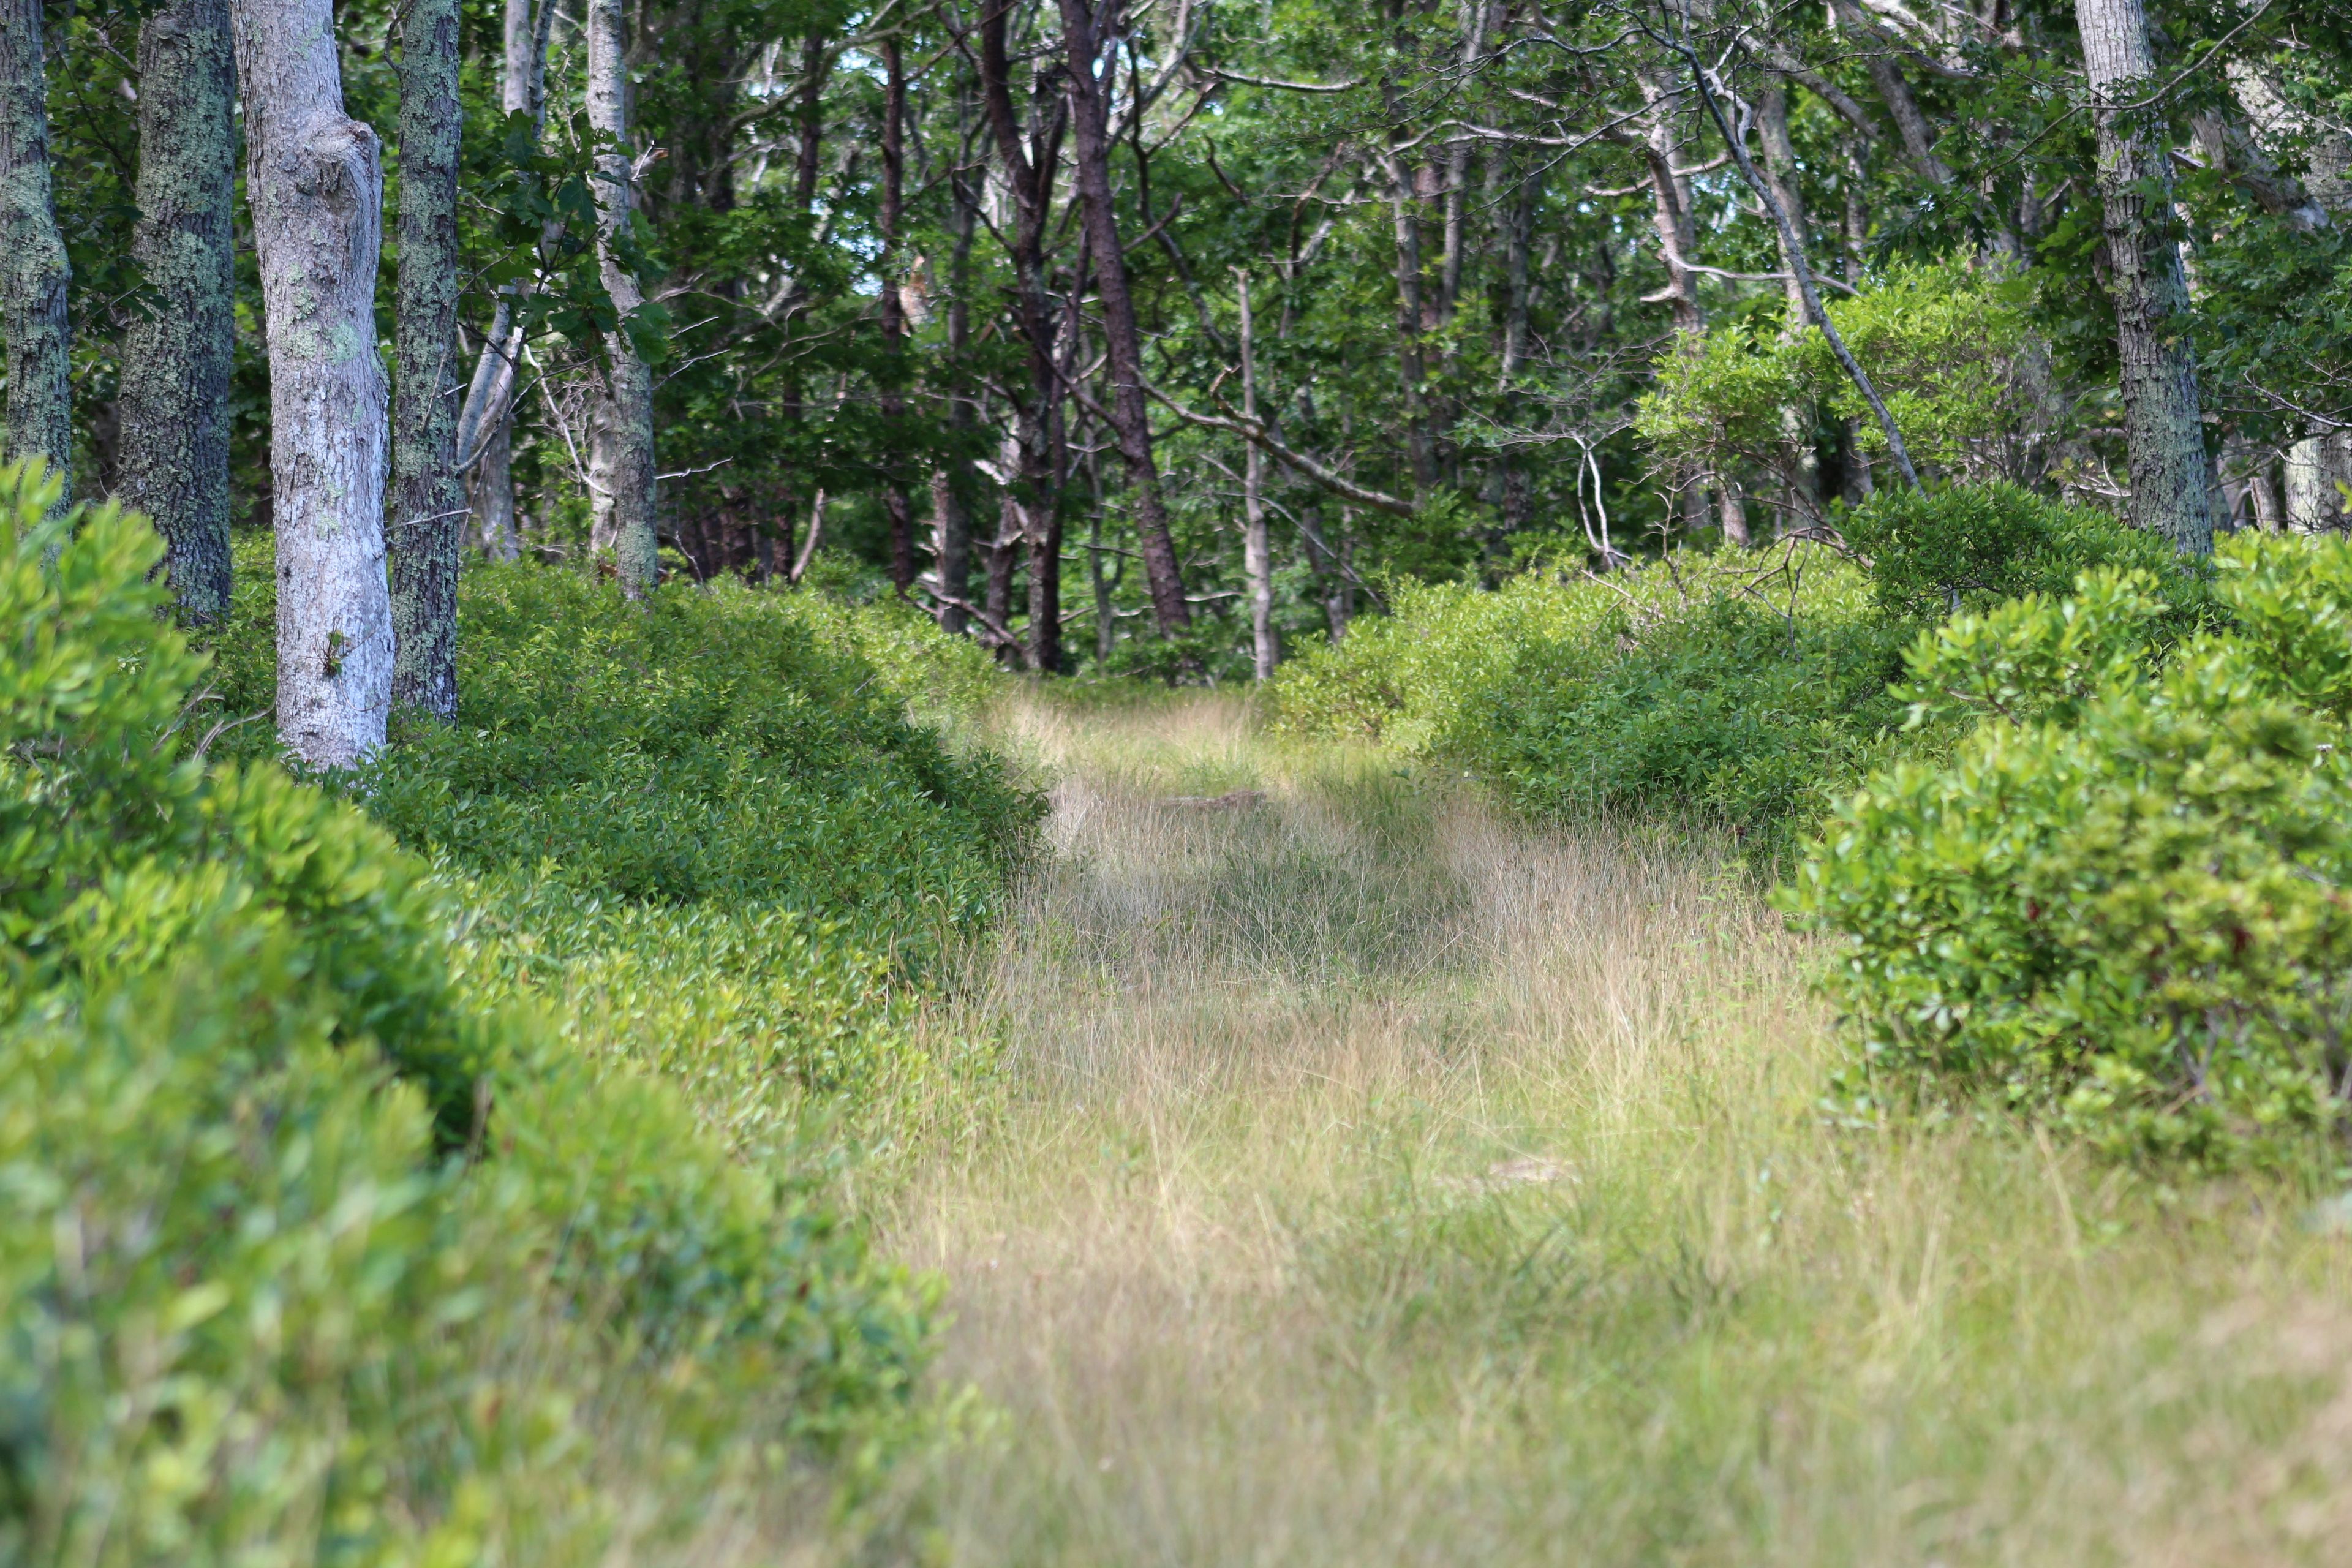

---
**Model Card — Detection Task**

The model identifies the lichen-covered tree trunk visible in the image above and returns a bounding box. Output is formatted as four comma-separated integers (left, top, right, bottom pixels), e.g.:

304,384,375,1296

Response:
0,0,72,486
2075,0,2214,554
233,0,394,767
118,0,235,618
586,0,657,598
389,0,464,717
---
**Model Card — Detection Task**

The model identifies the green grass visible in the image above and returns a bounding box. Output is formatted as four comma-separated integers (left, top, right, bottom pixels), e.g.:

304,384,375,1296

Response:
807,688,2352,1567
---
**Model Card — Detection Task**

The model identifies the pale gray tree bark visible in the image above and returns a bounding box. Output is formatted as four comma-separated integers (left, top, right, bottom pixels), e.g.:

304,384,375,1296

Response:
389,0,464,717
2074,0,2214,554
119,0,236,618
585,0,658,597
930,162,978,633
1236,270,1275,680
456,0,552,560
0,0,72,486
1755,83,1824,523
233,0,395,767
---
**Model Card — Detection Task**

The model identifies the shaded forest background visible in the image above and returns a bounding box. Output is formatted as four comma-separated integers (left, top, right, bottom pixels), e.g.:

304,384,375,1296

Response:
17,0,2352,680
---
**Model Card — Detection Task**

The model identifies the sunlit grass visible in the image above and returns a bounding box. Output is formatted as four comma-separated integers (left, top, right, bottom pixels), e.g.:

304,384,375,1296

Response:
771,685,2352,1566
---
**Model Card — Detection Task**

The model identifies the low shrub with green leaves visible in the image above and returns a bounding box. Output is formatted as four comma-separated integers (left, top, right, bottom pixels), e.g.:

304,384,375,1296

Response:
1274,547,1909,859
0,464,995,1562
1838,481,2188,628
202,539,1041,1147
1274,485,2192,865
1786,537,2352,1164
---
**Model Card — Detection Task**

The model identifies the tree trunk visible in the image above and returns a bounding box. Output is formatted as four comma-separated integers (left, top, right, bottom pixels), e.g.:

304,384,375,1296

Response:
1381,152,1438,496
458,0,550,560
1237,270,1275,680
0,0,71,486
586,0,658,595
232,0,394,767
1755,83,1823,521
1496,166,1539,538
879,34,915,593
389,0,464,717
1637,72,1703,335
118,0,235,619
1057,0,1190,637
975,2,1061,660
931,165,978,633
2075,0,2213,554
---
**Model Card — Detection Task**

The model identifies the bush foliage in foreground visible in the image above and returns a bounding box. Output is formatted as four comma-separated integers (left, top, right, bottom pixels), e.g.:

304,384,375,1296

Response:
0,466,1018,1563
1789,538,2352,1165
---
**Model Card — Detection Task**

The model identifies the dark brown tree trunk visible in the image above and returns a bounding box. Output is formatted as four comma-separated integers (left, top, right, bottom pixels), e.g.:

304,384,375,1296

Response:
976,1,1066,662
1056,0,1189,637
119,0,236,619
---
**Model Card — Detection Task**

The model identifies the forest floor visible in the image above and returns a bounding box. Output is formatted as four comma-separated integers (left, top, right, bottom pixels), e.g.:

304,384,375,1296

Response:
827,690,2352,1567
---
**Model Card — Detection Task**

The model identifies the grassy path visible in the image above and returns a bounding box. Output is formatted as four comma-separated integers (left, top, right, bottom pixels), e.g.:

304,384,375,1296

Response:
842,691,2352,1567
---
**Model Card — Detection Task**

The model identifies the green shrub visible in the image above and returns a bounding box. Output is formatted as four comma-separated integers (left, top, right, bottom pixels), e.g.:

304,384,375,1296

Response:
1785,537,2352,1164
1275,549,1911,860
1639,261,2037,495
1275,485,2209,865
1839,481,2187,627
0,464,940,1562
211,554,1036,952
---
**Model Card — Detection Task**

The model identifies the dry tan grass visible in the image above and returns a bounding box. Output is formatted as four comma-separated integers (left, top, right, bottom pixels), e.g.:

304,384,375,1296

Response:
782,687,2352,1567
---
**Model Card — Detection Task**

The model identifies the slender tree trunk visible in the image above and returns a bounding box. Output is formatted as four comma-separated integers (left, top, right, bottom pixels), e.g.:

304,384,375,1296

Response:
119,0,235,618
974,5,1060,658
459,0,551,560
1057,0,1190,637
1382,152,1438,497
2075,0,2214,554
1086,437,1114,662
932,164,978,633
1755,83,1823,522
389,0,464,717
880,34,915,592
585,0,658,595
0,0,71,486
233,0,394,766
1496,166,1538,537
1637,73,1703,335
1237,270,1275,680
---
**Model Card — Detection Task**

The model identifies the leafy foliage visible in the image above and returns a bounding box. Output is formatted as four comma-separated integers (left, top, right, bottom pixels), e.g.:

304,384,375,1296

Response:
1640,264,2042,502
1274,548,1911,861
1787,537,2352,1164
0,465,1017,1561
1838,480,2190,627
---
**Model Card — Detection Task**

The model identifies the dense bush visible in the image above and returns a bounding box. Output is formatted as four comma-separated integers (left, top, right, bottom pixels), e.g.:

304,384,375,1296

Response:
1273,547,1907,858
1787,537,2352,1164
1273,485,2193,864
1837,481,2187,628
209,546,1035,951
0,466,968,1562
